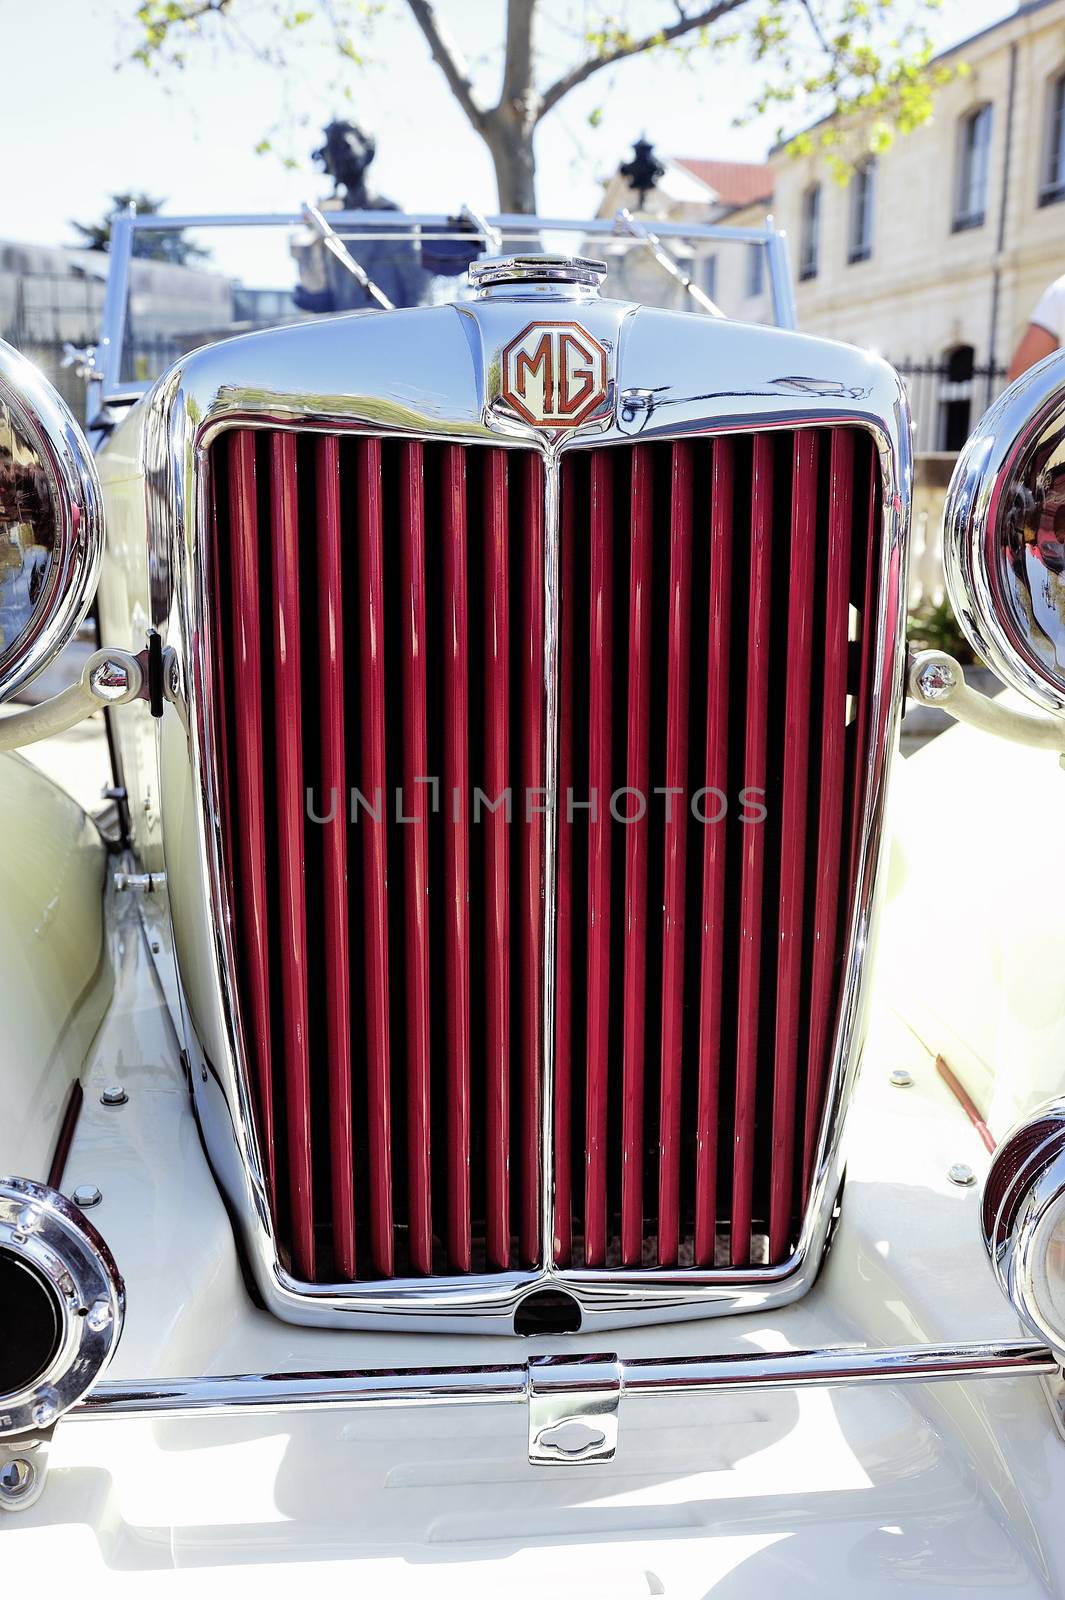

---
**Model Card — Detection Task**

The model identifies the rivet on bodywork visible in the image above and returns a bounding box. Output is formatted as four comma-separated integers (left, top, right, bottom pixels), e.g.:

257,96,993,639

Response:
948,1163,976,1187
889,1068,913,1088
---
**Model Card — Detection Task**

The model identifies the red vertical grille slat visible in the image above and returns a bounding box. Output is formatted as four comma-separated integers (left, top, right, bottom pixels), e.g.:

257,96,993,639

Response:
695,437,734,1268
356,437,395,1277
484,450,512,1270
726,435,773,1267
802,431,855,1193
225,432,275,1202
554,473,575,1267
269,433,315,1281
443,445,472,1271
316,435,355,1279
657,443,694,1266
519,454,545,1267
210,423,885,1291
209,486,235,924
583,451,614,1268
619,446,654,1269
400,441,433,1276
850,456,881,884
763,432,820,1266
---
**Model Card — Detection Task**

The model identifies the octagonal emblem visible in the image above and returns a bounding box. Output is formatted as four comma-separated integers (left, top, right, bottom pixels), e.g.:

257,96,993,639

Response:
499,321,609,427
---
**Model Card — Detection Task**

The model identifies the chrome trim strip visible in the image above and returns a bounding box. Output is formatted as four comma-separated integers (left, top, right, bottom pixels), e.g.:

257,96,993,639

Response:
139,299,911,1332
107,209,789,240
540,448,562,1270
69,1340,1057,1421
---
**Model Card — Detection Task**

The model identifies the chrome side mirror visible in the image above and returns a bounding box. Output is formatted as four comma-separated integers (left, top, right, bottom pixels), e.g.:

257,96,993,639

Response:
0,339,103,702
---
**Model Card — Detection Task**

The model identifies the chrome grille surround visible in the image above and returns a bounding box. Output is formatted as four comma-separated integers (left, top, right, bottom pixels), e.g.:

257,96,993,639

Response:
141,294,911,1332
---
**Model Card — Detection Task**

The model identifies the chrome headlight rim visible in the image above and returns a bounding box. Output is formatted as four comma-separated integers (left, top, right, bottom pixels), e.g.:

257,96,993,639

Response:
944,351,1065,716
982,1105,1065,1355
0,1177,124,1437
0,339,104,703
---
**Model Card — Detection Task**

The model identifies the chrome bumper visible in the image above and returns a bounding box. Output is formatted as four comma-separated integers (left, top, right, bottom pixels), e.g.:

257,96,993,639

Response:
65,1339,1058,1466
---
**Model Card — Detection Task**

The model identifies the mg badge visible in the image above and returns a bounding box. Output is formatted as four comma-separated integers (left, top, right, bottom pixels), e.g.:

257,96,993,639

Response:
499,321,609,427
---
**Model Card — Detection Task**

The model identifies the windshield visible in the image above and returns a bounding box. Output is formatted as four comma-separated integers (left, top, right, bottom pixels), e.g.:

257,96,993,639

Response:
105,212,793,399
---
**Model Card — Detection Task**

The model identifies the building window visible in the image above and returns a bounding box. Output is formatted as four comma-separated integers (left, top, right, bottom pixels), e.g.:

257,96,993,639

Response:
746,242,765,298
938,344,975,452
1042,71,1065,205
702,253,718,302
954,104,992,230
799,184,820,281
847,160,876,264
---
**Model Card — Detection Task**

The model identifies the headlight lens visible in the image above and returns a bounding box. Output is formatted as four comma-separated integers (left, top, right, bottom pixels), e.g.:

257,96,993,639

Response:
945,354,1065,714
0,340,103,702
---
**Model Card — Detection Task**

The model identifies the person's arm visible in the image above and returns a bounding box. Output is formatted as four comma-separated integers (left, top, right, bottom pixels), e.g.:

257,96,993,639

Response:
1008,322,1059,381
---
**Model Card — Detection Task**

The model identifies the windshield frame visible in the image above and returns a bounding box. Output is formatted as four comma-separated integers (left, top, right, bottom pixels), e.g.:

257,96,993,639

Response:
90,207,796,426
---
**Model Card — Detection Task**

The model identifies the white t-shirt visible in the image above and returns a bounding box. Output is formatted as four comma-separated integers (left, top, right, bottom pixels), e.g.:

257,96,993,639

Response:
1031,273,1065,341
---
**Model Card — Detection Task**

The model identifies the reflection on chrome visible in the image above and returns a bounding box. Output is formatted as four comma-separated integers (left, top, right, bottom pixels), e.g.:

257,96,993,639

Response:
945,352,1065,714
1002,414,1065,680
0,396,56,668
0,338,104,703
983,1103,1065,1357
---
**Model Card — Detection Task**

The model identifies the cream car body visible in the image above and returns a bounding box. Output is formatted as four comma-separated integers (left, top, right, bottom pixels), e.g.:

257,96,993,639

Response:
2,213,1065,1595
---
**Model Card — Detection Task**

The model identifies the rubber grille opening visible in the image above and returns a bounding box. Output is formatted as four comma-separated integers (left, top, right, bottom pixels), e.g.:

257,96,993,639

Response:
0,1249,63,1396
513,1287,582,1335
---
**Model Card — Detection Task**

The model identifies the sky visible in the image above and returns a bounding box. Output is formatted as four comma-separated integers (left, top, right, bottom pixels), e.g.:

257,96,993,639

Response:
4,0,1017,263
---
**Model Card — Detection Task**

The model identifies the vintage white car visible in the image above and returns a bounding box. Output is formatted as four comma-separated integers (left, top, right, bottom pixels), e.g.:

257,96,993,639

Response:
3,207,1065,1595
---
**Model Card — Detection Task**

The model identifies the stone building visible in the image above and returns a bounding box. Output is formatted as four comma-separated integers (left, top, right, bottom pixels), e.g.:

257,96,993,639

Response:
594,155,776,323
769,0,1065,449
600,1,1065,452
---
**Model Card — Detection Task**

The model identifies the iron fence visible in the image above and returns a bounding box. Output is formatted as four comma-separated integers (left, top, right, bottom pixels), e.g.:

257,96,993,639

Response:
890,354,1008,455
1,272,105,416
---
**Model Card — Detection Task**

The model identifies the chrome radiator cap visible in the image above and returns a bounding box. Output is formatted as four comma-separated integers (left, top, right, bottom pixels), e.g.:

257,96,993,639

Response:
469,253,607,295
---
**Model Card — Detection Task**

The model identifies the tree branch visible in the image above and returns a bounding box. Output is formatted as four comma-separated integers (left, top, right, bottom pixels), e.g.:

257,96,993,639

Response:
404,0,487,132
799,0,830,54
501,0,537,112
539,0,749,120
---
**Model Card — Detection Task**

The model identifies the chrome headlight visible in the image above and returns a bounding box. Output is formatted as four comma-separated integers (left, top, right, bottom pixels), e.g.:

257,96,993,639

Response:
0,1177,123,1437
982,1105,1065,1355
945,351,1065,714
0,339,103,702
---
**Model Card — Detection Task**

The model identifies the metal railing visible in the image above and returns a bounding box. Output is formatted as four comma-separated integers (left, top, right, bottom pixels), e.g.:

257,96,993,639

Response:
891,355,1008,455
1,272,106,414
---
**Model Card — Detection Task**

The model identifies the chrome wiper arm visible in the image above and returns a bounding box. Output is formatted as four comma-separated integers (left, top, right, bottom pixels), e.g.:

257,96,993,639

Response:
614,206,726,319
300,200,394,312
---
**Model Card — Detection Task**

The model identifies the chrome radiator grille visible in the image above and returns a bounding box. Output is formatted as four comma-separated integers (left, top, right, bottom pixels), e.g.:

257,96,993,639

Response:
554,430,881,1271
207,424,882,1287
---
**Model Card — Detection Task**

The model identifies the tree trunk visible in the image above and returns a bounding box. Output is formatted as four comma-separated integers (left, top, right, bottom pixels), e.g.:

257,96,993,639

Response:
484,107,538,214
